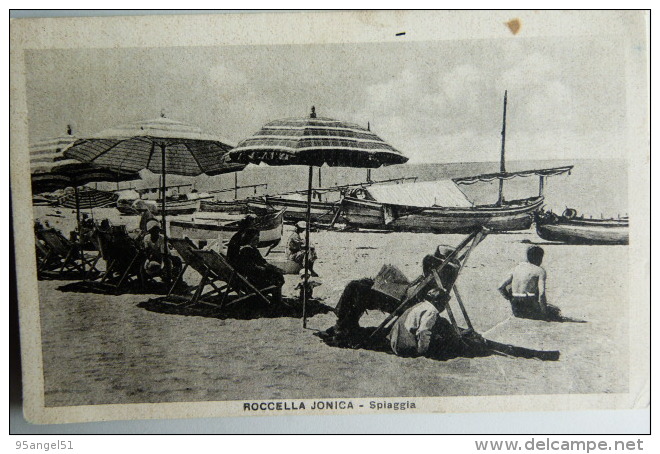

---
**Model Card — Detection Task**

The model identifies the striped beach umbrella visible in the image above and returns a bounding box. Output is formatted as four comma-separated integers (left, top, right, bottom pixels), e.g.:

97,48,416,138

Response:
228,107,408,326
57,187,119,210
64,116,246,282
30,133,139,194
228,108,407,168
64,116,245,177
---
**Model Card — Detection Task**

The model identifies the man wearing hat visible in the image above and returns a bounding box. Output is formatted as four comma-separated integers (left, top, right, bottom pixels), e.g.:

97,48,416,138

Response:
287,221,318,277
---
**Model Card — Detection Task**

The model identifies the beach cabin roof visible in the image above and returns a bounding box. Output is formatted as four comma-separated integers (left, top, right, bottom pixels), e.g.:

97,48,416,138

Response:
364,180,473,208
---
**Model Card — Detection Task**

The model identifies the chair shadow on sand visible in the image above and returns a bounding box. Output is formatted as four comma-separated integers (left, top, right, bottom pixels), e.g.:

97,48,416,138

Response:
56,279,172,296
138,295,334,321
315,319,561,362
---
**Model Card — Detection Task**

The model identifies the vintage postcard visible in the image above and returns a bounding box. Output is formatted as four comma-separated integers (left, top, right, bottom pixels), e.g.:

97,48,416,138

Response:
10,11,649,425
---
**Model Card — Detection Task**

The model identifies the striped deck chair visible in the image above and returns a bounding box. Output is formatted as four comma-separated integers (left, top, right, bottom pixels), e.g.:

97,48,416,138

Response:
166,238,230,305
167,238,274,309
366,228,488,344
36,229,100,278
194,249,276,308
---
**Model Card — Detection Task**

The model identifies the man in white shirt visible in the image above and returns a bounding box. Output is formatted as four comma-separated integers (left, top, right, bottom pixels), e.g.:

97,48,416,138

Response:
387,294,444,357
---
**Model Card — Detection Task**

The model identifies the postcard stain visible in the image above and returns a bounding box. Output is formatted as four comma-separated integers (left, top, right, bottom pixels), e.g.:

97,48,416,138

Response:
506,18,521,35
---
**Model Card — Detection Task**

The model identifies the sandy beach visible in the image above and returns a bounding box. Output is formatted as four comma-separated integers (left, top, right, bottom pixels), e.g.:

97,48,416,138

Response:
31,206,629,407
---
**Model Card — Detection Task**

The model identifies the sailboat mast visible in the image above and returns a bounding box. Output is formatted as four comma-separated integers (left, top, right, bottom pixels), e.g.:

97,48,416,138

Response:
497,90,508,207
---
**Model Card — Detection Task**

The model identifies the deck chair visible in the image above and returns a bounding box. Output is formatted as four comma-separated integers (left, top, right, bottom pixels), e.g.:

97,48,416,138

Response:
174,246,276,310
36,229,100,278
165,238,231,305
366,227,488,344
95,226,147,291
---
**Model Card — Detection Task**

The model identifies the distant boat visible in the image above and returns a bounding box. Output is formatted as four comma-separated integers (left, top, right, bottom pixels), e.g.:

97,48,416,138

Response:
116,198,200,216
199,199,249,214
535,209,629,245
247,177,417,225
247,195,344,225
340,179,549,233
340,91,573,234
169,209,285,249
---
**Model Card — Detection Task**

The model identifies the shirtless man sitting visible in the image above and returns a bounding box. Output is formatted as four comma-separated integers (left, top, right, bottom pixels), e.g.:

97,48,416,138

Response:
498,245,560,320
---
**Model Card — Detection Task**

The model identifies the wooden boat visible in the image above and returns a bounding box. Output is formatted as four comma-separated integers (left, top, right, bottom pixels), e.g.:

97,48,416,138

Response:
245,178,416,225
341,187,545,233
535,209,629,245
340,92,573,234
169,209,285,249
199,199,249,214
116,198,199,216
247,196,344,224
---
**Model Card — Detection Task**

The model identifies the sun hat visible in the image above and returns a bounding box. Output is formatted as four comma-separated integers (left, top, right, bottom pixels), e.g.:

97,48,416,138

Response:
145,219,161,232
144,260,162,276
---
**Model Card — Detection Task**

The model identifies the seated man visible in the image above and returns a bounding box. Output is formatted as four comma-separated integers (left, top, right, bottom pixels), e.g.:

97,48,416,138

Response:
287,221,318,276
329,245,460,339
387,289,483,358
142,219,182,283
498,245,561,320
236,228,285,304
387,289,447,357
226,215,256,266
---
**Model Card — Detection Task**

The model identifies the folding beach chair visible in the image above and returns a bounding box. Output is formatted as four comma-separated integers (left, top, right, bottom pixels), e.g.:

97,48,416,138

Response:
194,249,277,308
167,240,276,309
36,228,100,278
165,238,231,305
94,226,147,291
367,227,488,344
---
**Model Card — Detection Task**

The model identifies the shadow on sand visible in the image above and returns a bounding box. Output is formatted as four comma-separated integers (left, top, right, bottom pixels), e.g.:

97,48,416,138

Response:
513,303,588,324
137,295,334,321
56,279,171,296
314,319,560,362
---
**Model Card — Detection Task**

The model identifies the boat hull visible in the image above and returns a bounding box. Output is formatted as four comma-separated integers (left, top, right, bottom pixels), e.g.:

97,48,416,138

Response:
248,197,344,224
199,200,248,214
169,209,285,249
536,220,629,245
341,197,544,233
116,199,199,216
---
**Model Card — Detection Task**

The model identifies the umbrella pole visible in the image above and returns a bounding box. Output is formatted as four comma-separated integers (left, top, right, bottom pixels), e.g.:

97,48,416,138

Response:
302,165,313,328
74,186,86,280
160,144,170,284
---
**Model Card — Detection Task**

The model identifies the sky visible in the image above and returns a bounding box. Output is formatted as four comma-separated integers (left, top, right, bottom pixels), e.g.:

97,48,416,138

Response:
24,34,629,164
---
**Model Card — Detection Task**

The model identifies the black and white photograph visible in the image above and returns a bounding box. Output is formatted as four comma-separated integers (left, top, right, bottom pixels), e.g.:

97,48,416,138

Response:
9,10,649,426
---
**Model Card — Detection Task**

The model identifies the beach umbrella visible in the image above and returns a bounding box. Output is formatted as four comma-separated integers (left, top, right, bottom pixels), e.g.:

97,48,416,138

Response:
30,131,140,225
30,130,141,279
228,107,408,327
63,115,246,280
57,187,119,210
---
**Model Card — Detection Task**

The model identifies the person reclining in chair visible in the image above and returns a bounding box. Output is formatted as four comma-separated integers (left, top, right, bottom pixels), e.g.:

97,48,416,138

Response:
325,245,461,340
142,219,182,283
236,228,285,305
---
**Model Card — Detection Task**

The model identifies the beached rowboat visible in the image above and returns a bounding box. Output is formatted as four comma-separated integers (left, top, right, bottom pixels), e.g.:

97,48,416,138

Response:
116,198,200,216
341,180,545,233
535,210,629,245
247,196,343,225
199,199,249,214
169,209,285,249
